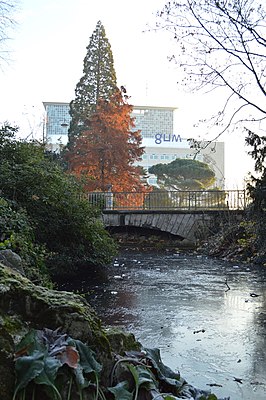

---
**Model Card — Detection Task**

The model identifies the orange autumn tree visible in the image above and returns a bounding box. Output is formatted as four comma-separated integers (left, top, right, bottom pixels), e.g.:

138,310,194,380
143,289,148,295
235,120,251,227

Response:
66,87,150,208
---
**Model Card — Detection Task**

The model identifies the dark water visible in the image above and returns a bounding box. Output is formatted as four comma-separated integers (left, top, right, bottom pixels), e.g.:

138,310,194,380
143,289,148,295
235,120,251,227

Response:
60,252,266,400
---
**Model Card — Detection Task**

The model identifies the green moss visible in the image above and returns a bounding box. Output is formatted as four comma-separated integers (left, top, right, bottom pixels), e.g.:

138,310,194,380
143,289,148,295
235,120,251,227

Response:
0,326,14,353
0,263,110,354
0,262,146,398
104,327,141,353
0,315,24,336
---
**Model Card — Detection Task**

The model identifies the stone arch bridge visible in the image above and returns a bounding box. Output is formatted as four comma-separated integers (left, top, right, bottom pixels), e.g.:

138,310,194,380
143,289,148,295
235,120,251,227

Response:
102,209,244,244
88,190,249,244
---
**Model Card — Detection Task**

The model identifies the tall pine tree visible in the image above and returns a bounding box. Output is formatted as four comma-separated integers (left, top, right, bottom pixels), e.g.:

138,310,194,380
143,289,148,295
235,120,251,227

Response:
68,20,117,144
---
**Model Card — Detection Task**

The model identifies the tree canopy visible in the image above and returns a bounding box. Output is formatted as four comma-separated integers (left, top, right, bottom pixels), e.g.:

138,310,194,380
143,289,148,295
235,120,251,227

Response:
66,88,147,192
66,21,146,195
157,0,266,136
149,158,216,190
0,125,117,282
246,130,266,212
68,20,117,144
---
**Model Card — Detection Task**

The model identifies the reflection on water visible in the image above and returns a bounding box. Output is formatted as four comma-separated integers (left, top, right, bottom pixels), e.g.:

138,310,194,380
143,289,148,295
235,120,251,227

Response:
60,252,266,400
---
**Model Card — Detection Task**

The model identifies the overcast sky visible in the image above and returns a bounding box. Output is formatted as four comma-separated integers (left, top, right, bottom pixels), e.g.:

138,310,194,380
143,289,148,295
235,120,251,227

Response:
0,0,253,187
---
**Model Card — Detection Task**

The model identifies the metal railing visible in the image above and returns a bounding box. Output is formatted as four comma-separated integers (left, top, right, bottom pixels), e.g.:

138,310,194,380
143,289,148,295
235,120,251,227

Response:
87,190,250,211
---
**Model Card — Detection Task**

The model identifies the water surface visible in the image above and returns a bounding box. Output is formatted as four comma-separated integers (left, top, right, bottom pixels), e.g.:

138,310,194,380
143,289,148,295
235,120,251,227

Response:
61,252,266,399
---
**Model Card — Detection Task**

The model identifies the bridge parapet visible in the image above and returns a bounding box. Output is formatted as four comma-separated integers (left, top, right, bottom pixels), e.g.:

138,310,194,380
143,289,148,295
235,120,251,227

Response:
86,190,249,244
87,189,250,211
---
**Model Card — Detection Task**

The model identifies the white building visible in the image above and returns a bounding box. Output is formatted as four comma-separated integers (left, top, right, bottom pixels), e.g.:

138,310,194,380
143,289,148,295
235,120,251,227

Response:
43,102,225,188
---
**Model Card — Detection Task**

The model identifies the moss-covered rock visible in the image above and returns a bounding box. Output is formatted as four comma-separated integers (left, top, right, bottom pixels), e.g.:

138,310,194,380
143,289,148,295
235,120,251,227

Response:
105,327,141,354
0,262,109,350
0,263,223,400
0,262,141,399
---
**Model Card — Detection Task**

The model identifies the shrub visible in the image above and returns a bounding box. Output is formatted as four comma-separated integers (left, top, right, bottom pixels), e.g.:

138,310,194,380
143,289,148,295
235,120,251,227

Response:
0,125,117,281
0,197,51,286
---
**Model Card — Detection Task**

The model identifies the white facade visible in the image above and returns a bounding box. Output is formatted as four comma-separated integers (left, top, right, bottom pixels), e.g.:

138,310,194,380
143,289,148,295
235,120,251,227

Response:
43,102,225,188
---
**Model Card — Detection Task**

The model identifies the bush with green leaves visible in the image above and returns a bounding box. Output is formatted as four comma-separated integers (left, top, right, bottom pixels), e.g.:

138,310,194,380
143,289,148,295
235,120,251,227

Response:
13,328,103,400
244,130,266,262
13,328,221,400
0,125,117,279
0,197,50,286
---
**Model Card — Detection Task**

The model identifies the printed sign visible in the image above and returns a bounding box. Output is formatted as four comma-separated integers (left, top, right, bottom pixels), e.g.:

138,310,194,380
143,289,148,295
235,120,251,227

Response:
142,135,190,149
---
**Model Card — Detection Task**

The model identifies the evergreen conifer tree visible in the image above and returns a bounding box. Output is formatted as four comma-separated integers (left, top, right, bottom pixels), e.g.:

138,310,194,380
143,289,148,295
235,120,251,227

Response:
68,20,117,144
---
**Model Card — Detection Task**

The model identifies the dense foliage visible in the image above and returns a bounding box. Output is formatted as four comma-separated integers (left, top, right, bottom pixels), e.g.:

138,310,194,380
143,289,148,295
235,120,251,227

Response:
245,130,266,260
0,197,50,285
13,327,219,400
66,88,147,193
68,20,117,144
0,125,117,282
149,158,216,190
66,21,146,196
201,131,266,265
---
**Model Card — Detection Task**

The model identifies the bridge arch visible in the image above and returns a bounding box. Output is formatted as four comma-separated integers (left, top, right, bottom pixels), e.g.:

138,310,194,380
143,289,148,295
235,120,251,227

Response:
102,210,244,244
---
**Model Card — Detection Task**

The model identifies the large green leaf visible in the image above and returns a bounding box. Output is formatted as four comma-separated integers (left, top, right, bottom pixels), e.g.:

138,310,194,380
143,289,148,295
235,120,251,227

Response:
34,356,62,399
108,381,133,400
13,350,44,398
144,348,185,394
137,366,156,390
128,364,155,389
73,339,102,374
15,330,45,357
73,364,91,390
144,348,180,381
127,364,156,400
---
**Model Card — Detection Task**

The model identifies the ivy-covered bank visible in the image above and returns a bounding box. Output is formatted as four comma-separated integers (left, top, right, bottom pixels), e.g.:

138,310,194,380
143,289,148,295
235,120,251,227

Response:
0,261,230,400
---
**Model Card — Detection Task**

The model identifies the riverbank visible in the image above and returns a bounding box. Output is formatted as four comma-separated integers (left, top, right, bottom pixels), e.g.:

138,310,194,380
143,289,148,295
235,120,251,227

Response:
108,216,266,268
109,227,196,252
1,260,230,400
2,215,264,399
198,218,266,267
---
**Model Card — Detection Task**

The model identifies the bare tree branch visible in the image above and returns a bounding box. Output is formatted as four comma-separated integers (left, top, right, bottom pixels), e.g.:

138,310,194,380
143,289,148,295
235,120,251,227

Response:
0,0,18,65
156,0,266,138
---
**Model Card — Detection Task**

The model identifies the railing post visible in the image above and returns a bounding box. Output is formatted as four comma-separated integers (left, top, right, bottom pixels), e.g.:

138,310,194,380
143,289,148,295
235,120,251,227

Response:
86,189,249,211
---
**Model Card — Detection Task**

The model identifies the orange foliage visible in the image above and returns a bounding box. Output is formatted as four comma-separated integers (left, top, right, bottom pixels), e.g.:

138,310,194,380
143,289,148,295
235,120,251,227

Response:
66,88,150,207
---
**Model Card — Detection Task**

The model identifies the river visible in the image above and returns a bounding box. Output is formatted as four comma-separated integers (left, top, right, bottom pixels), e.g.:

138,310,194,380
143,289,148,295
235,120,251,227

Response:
59,251,266,400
